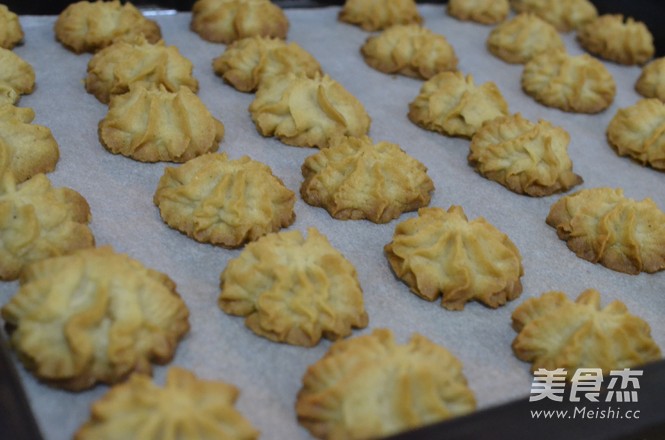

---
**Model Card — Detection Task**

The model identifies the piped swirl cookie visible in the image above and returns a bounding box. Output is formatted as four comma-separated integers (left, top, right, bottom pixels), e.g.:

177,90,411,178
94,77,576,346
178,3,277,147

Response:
408,71,509,138
54,0,161,54
385,206,523,310
606,98,665,171
296,328,476,440
635,57,665,101
0,104,59,183
546,187,665,274
360,24,458,80
447,0,509,25
75,367,259,440
301,136,434,223
0,172,94,281
0,5,23,50
338,0,422,32
213,36,322,93
249,73,371,149
191,0,289,44
512,289,661,378
85,36,199,104
0,48,34,106
99,86,225,163
219,228,368,347
486,13,565,64
509,0,597,32
1,246,189,390
154,152,296,248
468,113,583,196
522,50,616,113
577,14,654,65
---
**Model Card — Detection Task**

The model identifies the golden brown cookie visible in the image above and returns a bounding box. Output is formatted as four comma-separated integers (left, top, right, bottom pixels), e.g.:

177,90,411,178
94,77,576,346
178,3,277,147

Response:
249,73,371,148
385,206,523,310
154,152,295,248
512,289,661,378
0,104,59,183
219,227,368,347
74,367,259,440
301,136,434,223
0,48,34,106
546,187,665,274
99,86,225,163
0,172,94,281
636,57,665,101
408,71,509,138
468,113,583,196
338,0,422,31
447,0,509,25
85,36,199,104
577,14,654,65
1,246,189,390
522,49,616,113
486,13,565,64
0,4,23,50
360,24,457,79
509,0,597,32
606,99,665,171
54,0,161,54
191,0,289,44
212,36,322,93
297,328,476,440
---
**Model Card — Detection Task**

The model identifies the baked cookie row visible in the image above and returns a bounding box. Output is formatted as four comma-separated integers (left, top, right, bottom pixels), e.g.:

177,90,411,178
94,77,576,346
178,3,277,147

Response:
3,245,659,438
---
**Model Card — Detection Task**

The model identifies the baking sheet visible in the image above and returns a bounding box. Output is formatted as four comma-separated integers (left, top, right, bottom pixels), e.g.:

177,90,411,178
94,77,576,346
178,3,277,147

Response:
2,5,664,439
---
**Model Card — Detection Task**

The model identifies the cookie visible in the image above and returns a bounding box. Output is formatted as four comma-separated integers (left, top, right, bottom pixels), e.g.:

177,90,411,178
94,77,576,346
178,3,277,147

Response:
408,71,509,138
249,73,371,149
338,0,422,32
577,14,654,65
486,13,565,64
1,246,189,390
509,0,597,32
546,187,665,274
85,36,199,104
191,0,289,44
606,99,665,171
521,49,615,113
0,4,23,50
0,104,59,183
447,0,509,25
219,227,368,347
154,152,296,248
0,172,94,281
468,113,583,196
635,57,665,101
0,48,34,106
54,0,161,54
296,328,476,440
301,136,434,223
385,206,523,310
212,36,322,93
512,289,661,378
360,24,457,80
74,367,259,440
99,86,225,163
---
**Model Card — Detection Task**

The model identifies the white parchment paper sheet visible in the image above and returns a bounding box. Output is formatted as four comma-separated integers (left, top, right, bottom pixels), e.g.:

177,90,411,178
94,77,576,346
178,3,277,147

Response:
1,5,663,439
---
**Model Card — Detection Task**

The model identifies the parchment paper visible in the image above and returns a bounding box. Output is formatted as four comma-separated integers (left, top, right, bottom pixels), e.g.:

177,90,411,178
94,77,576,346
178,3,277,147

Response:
1,5,663,439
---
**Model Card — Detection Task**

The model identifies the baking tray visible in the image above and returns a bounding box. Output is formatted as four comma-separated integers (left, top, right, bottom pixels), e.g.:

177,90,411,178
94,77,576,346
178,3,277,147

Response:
0,4,664,440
